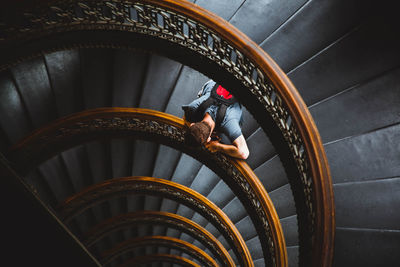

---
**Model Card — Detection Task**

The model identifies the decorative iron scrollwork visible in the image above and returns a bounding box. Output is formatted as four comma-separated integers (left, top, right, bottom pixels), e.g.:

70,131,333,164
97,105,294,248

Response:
100,236,217,267
59,176,251,266
10,108,284,267
0,1,315,236
82,211,234,266
2,0,335,266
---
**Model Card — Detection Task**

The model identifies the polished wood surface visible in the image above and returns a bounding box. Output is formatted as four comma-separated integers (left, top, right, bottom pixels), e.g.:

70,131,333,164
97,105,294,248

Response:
119,253,201,267
59,176,253,266
100,235,218,267
147,1,335,265
84,211,234,266
10,107,285,267
1,0,335,265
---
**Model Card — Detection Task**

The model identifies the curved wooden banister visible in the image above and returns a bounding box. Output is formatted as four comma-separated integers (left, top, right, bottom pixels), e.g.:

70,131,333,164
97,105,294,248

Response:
58,176,252,266
119,253,200,267
83,211,234,266
0,1,335,266
100,235,218,267
9,107,285,267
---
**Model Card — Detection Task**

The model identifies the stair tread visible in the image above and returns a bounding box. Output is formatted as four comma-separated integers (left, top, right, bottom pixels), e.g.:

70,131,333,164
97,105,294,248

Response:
0,73,32,145
254,154,288,192
268,184,297,218
111,50,148,108
310,67,400,144
326,123,400,184
138,55,181,111
288,14,400,106
260,0,375,72
334,178,400,230
334,227,400,267
280,215,299,246
227,0,308,44
246,127,276,169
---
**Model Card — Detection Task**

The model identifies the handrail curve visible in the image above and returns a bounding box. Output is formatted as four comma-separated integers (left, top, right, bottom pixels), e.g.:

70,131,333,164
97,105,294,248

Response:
0,0,334,266
10,107,285,267
84,211,234,266
100,235,218,267
119,253,201,267
58,176,253,266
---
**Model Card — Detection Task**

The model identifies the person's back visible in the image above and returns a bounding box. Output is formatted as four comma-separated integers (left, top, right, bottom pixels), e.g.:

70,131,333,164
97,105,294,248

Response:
182,80,249,159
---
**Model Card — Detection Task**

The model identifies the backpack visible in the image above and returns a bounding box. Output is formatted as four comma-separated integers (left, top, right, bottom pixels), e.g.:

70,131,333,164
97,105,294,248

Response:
192,83,236,125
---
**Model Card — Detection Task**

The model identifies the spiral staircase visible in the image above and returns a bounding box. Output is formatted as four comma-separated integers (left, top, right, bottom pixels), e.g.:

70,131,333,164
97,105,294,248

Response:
1,0,399,267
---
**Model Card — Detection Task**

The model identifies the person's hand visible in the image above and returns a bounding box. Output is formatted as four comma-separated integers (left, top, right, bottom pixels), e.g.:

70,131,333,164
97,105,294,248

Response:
205,140,220,153
210,131,221,142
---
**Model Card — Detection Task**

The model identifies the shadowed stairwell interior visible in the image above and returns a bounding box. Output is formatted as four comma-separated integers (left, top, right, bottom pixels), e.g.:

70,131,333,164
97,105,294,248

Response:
1,1,399,267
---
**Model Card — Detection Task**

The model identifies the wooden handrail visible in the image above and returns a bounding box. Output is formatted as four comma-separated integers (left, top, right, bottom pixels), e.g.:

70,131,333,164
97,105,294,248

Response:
150,2,334,264
100,235,218,267
83,211,234,266
9,107,286,267
119,253,201,267
0,0,335,266
58,176,253,266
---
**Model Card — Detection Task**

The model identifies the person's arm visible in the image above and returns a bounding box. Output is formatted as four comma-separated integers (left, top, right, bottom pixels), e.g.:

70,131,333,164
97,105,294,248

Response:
205,134,249,160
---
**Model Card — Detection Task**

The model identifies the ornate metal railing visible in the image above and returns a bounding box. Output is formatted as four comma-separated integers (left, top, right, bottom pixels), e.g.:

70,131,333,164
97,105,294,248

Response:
101,236,217,266
83,211,234,266
59,176,252,266
120,253,201,267
9,108,284,267
100,236,218,266
1,0,334,266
